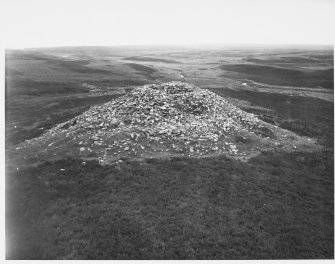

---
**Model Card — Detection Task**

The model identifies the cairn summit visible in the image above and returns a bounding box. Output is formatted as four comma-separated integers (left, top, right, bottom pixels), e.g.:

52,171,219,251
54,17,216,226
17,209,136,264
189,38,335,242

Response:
19,82,316,164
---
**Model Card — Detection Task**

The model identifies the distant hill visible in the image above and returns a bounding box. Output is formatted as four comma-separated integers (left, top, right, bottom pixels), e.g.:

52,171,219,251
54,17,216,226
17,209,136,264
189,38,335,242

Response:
124,56,179,63
221,64,334,89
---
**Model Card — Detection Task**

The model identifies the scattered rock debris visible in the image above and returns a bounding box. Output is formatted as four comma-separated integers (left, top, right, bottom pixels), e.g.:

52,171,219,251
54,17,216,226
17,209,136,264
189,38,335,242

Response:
20,82,317,164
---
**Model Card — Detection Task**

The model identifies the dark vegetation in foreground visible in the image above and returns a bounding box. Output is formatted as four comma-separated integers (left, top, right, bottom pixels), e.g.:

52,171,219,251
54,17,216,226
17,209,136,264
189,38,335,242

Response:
6,150,334,259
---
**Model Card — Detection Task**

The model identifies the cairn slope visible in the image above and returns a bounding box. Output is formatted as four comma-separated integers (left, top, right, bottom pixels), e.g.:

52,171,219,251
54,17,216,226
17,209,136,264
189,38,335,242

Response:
18,82,318,165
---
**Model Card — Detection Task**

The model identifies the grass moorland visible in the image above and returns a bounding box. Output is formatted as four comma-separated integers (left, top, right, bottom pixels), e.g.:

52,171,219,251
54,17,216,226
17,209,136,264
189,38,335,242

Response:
5,47,334,259
220,64,334,89
6,150,333,259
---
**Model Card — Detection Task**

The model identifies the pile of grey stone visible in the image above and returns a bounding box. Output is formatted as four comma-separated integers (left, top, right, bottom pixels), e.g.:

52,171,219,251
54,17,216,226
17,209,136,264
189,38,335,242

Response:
24,82,276,163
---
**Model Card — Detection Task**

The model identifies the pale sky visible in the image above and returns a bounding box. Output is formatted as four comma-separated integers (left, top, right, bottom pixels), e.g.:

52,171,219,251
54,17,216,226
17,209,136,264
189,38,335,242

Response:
1,0,335,48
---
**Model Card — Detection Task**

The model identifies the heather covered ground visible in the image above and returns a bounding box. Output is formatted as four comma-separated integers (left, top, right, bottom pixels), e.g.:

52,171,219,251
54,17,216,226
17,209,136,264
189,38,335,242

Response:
5,46,333,259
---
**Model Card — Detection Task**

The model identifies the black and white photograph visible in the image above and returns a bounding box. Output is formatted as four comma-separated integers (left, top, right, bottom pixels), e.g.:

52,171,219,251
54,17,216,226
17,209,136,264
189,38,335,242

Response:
2,0,334,260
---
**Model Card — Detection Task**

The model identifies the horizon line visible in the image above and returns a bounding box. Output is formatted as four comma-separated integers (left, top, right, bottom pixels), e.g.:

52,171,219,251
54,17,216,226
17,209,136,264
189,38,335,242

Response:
6,43,334,51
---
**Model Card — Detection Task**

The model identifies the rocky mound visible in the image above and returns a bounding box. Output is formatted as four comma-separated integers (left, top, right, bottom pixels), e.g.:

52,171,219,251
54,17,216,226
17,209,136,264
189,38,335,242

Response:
17,82,317,165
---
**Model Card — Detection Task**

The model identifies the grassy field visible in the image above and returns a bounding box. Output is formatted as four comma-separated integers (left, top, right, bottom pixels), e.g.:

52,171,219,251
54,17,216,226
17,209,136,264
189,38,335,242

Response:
6,150,333,259
220,64,333,89
5,46,334,259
